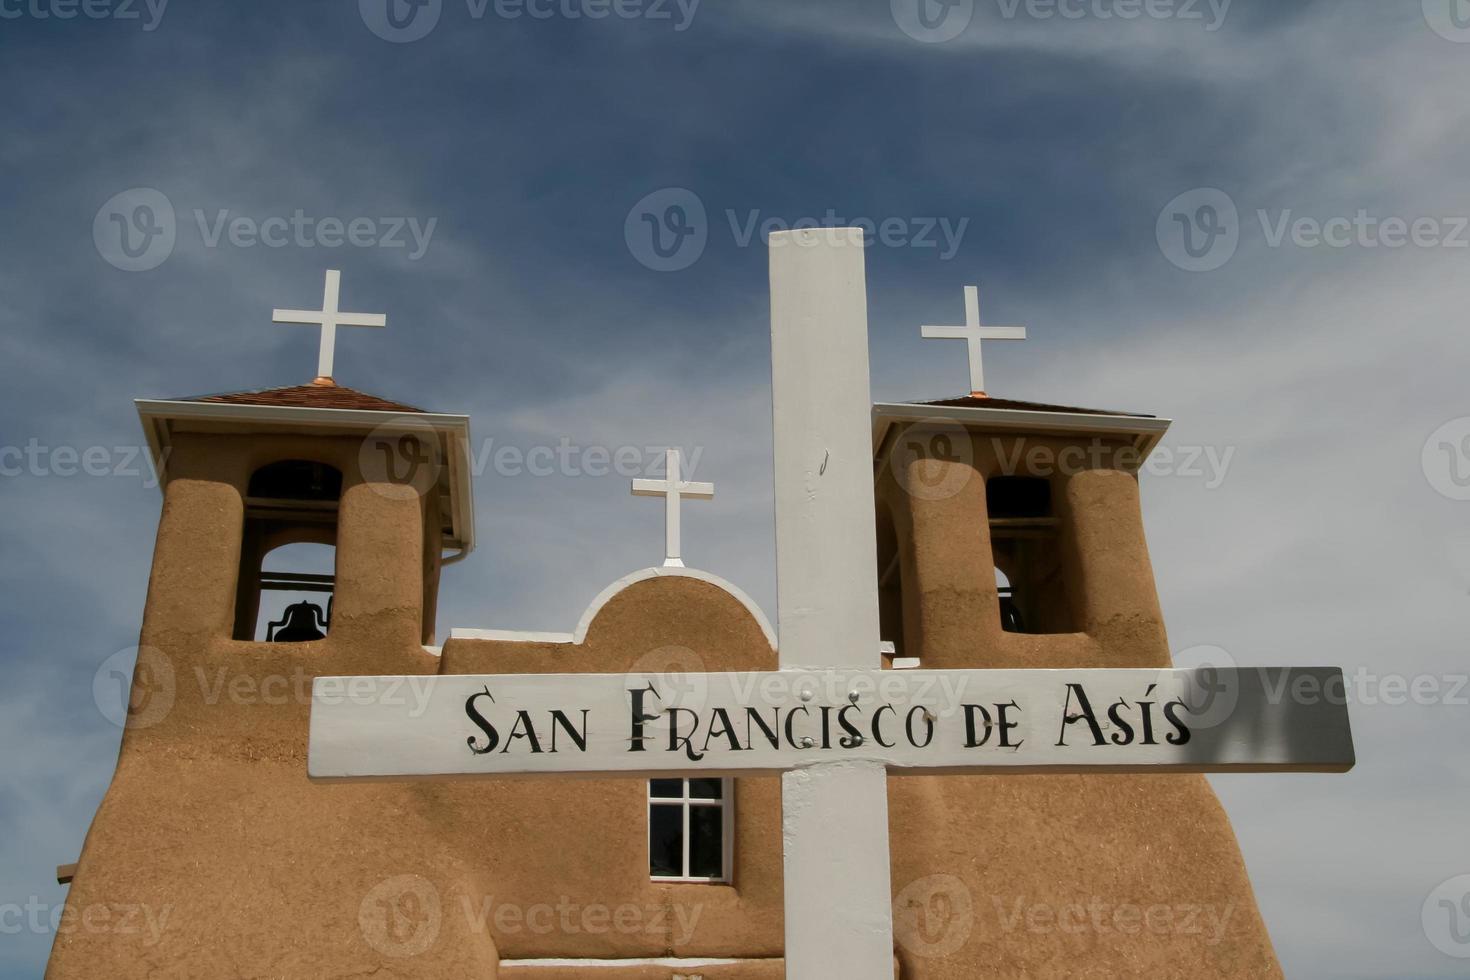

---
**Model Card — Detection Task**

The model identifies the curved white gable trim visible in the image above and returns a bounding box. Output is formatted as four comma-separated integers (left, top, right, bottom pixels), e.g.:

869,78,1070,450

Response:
572,566,776,648
450,566,776,651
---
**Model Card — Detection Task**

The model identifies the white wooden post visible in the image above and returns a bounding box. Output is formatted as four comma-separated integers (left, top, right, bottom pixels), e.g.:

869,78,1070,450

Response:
768,227,894,978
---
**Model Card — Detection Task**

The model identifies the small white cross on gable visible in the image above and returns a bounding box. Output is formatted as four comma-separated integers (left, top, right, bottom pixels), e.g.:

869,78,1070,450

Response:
921,285,1026,396
272,270,387,381
631,448,714,568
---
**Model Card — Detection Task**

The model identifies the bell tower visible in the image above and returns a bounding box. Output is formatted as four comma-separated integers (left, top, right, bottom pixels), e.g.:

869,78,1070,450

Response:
134,379,474,657
46,274,494,980
877,286,1285,978
872,394,1171,669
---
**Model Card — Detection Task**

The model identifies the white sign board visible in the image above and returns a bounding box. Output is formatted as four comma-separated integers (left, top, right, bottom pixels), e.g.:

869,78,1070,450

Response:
309,666,1355,781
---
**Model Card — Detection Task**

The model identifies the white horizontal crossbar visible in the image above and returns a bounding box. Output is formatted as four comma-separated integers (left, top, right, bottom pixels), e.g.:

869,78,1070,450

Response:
308,666,1355,781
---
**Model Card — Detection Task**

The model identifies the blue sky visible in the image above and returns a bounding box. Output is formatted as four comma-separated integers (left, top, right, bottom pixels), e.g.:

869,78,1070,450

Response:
3,1,1470,976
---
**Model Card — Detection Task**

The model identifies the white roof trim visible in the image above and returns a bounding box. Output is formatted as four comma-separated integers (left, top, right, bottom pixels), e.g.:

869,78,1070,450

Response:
135,397,471,429
872,401,1172,462
451,565,777,651
135,397,477,555
502,958,763,969
449,628,576,645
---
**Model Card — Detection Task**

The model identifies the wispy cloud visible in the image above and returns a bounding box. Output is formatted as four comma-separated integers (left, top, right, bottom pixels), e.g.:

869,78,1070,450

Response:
1,1,1467,977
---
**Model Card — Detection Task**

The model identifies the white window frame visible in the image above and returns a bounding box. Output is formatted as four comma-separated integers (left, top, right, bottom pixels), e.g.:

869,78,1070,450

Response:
647,778,734,884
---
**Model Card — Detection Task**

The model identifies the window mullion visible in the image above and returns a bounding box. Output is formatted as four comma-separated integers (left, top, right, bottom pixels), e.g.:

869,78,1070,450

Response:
681,780,692,878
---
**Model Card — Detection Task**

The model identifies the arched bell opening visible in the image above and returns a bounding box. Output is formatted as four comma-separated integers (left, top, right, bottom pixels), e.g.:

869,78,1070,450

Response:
986,475,1077,635
254,541,336,642
233,459,343,642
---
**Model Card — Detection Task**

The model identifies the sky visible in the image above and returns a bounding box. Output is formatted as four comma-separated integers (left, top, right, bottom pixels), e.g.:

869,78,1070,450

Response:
2,0,1469,976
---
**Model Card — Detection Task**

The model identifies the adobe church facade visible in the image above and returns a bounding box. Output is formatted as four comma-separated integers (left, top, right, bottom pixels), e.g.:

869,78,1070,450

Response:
48,298,1282,978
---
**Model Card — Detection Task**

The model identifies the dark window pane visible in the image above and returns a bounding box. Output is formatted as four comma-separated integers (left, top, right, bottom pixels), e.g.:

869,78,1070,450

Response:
689,778,723,800
689,805,724,879
650,779,683,799
649,804,683,877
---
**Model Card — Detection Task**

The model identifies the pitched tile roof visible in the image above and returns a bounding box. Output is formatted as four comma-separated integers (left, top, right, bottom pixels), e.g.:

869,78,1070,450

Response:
178,381,425,414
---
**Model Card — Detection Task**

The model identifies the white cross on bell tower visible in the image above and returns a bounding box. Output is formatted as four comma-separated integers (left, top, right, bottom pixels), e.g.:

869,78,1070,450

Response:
631,448,714,568
921,284,1026,395
272,270,387,382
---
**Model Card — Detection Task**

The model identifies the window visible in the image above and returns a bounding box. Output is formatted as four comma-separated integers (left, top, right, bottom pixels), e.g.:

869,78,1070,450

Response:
649,778,732,882
987,476,1077,634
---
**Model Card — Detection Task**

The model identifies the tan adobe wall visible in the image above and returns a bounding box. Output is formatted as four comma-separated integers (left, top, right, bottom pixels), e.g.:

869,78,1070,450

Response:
46,432,495,980
51,423,1281,979
876,423,1281,978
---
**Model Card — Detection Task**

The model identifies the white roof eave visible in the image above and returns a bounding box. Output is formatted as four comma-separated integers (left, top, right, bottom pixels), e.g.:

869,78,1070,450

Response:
134,398,476,556
871,401,1172,463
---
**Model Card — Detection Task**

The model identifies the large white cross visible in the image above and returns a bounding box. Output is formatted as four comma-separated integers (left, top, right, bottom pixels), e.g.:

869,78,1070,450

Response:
921,284,1026,395
631,448,715,568
272,270,387,381
307,233,1355,979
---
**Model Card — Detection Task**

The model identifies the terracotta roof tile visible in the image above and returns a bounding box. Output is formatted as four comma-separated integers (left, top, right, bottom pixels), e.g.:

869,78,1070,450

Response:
915,395,1153,419
179,382,425,414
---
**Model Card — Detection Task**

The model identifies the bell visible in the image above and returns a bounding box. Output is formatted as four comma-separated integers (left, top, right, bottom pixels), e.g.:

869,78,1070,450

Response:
268,601,327,643
998,593,1025,634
